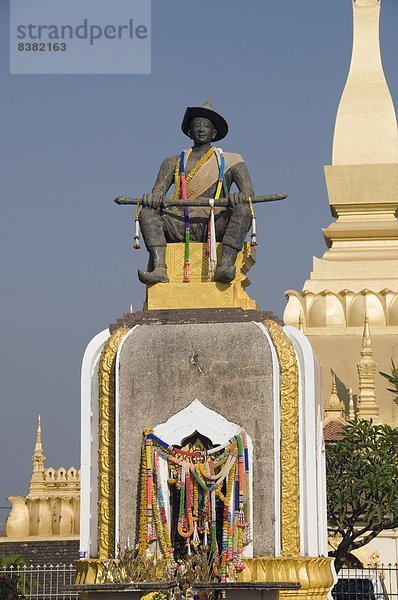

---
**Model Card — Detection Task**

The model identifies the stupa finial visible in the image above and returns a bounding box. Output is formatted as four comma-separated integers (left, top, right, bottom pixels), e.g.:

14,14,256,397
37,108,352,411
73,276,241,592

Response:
30,415,46,491
357,315,380,422
332,0,398,165
324,370,345,420
33,415,43,460
348,388,356,419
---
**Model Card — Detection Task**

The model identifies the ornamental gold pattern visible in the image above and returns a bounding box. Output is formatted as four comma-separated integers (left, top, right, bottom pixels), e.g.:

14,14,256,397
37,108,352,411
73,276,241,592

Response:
264,320,300,557
145,243,257,310
238,556,335,600
97,326,129,559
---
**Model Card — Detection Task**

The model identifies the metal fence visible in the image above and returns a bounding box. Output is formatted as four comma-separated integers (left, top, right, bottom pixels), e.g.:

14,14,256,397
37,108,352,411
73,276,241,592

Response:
0,563,78,600
332,565,398,600
2,562,398,600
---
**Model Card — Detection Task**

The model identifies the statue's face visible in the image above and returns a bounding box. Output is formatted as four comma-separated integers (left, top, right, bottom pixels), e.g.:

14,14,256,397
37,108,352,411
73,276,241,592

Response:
189,117,217,145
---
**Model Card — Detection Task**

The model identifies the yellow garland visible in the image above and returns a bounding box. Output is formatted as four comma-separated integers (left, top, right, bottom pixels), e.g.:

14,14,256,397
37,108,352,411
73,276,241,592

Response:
237,525,244,552
215,462,236,504
196,451,237,483
248,196,255,218
155,475,173,555
171,147,215,200
215,484,226,504
225,462,236,505
152,483,168,556
193,475,199,520
138,435,148,555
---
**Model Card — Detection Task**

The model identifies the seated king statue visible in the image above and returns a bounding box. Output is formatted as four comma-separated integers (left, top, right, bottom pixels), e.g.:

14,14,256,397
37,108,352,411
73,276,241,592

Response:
138,98,254,285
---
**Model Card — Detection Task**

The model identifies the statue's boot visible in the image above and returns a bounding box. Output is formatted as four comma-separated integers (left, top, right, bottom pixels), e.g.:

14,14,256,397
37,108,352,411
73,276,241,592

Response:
138,246,169,284
214,245,238,283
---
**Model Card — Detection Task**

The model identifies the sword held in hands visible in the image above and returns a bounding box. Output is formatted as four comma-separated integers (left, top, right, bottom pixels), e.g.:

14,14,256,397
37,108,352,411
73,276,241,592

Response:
114,193,287,208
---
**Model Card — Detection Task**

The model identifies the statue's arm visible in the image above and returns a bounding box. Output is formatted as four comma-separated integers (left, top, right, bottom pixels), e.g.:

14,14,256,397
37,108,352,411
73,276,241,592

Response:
142,157,177,208
230,161,255,195
228,160,255,206
152,157,177,195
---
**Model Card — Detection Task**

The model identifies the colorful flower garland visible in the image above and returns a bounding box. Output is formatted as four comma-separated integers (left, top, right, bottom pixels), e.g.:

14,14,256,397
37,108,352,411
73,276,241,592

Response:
171,147,226,282
133,150,259,265
138,429,251,582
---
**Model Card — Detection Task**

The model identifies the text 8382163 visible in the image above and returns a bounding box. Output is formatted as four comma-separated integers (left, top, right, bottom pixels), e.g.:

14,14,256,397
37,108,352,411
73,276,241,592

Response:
17,43,67,51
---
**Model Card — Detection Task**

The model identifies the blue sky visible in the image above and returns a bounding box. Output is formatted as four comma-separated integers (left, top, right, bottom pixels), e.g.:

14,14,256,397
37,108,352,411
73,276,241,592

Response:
0,0,397,522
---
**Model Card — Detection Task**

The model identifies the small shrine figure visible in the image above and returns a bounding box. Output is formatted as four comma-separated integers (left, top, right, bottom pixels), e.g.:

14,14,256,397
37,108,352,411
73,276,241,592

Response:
138,98,255,285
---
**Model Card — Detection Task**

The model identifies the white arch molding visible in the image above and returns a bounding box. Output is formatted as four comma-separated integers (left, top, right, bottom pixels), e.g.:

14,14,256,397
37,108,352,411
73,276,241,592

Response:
79,328,111,558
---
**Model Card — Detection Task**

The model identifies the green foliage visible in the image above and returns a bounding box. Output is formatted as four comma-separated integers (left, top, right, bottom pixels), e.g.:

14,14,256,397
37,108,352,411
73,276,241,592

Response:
379,359,398,395
326,419,398,573
0,555,27,599
0,556,27,570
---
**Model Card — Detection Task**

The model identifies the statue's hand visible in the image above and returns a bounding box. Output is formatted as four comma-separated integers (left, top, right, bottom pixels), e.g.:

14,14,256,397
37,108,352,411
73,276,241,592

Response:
142,193,164,209
227,192,249,207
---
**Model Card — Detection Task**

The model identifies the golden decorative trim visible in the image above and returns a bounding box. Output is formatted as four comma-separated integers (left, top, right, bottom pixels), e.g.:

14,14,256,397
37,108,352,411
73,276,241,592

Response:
284,287,398,331
76,555,336,599
238,556,336,600
264,320,300,557
75,559,103,585
97,327,129,559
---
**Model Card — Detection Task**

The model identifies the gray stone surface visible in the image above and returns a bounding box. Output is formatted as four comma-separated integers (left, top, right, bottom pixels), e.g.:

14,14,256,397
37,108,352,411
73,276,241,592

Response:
82,590,277,600
117,321,275,556
228,591,277,600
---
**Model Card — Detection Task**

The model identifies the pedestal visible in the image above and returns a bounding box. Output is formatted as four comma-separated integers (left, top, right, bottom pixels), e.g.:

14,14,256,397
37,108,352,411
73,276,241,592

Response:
77,281,334,599
70,582,176,600
144,242,257,310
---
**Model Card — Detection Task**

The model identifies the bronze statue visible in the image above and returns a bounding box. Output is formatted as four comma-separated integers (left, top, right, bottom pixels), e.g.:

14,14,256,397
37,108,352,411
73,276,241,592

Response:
138,99,255,285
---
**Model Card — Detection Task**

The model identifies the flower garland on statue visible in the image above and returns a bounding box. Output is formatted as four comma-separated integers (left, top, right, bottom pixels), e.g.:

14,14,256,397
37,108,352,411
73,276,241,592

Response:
138,428,251,583
133,148,258,273
171,148,226,282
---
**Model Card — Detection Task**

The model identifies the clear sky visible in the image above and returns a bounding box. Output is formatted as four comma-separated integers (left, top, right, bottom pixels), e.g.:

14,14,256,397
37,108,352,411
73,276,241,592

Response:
0,0,397,525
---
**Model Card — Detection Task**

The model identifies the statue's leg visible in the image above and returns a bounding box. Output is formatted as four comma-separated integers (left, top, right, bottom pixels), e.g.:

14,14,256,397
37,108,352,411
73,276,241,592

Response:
214,205,252,283
137,208,169,284
139,207,167,249
161,210,208,242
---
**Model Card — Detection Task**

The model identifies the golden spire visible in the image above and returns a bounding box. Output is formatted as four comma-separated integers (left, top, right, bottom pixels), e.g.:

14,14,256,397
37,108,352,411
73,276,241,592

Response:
357,315,380,422
333,0,398,165
324,370,345,421
348,388,356,419
29,415,46,496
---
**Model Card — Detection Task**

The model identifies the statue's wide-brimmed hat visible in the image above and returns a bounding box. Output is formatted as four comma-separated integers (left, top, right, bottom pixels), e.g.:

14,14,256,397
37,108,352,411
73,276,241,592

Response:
181,98,228,142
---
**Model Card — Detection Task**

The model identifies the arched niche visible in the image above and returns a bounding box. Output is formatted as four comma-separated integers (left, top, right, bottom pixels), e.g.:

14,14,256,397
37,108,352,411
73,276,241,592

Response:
387,295,398,326
308,293,345,327
150,399,254,557
347,292,385,327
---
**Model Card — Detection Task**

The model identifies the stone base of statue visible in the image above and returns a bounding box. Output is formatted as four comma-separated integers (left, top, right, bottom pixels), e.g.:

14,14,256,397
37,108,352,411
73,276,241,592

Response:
144,242,257,310
77,302,336,600
70,580,301,600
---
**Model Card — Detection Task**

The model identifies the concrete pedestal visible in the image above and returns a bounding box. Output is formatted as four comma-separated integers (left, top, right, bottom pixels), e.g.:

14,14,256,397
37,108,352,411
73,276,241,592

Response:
79,308,333,599
70,582,175,600
71,581,299,600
